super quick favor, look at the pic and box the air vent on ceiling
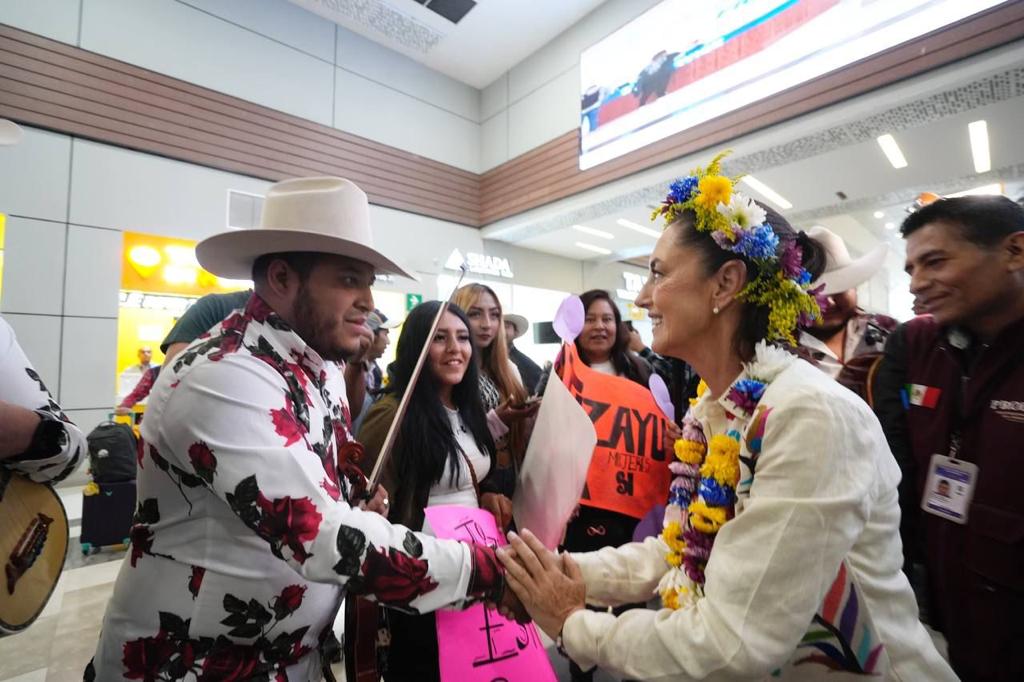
[227,190,264,230]
[414,0,476,24]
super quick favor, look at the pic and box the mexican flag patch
[906,383,941,408]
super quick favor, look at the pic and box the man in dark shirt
[503,314,542,394]
[161,290,251,364]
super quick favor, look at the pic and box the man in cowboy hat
[88,177,518,680]
[503,313,542,394]
[798,226,897,401]
[350,309,400,433]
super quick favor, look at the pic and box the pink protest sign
[424,505,557,682]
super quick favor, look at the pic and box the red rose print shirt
[87,295,503,681]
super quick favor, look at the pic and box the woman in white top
[358,300,512,682]
[498,156,956,681]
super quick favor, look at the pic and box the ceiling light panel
[572,224,614,239]
[576,241,612,255]
[876,134,908,169]
[616,218,662,238]
[968,120,991,173]
[738,175,793,210]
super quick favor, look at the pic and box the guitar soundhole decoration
[6,513,54,595]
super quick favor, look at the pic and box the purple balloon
[649,373,675,421]
[553,295,584,344]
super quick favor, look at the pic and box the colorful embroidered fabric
[651,151,822,345]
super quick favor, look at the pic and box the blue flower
[668,176,699,204]
[734,224,779,260]
[798,269,812,285]
[727,378,767,413]
[698,478,735,506]
[669,488,693,507]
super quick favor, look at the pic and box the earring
[712,306,720,315]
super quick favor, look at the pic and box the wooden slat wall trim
[479,2,1024,224]
[0,25,481,226]
[2,2,1022,229]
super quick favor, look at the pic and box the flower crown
[652,151,821,344]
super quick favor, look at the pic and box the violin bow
[366,261,470,491]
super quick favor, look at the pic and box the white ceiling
[487,43,1024,270]
[287,0,608,88]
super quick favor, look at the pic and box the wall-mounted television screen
[578,0,1006,170]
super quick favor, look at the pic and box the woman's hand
[497,529,586,640]
[664,419,682,451]
[480,492,513,531]
[496,399,540,426]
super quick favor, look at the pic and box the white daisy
[717,195,767,230]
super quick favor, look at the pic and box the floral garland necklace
[659,375,768,610]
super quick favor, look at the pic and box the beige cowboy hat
[196,177,414,280]
[0,119,24,146]
[504,314,529,340]
[806,225,888,296]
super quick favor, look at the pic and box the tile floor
[0,483,603,682]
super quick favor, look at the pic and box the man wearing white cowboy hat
[88,177,520,680]
[798,226,898,402]
[503,313,542,394]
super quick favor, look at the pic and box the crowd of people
[2,156,1022,681]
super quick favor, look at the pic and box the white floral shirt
[0,316,85,483]
[88,295,503,681]
[561,344,956,681]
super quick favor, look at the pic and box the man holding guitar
[1,314,86,635]
[86,177,524,681]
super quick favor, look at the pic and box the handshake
[491,529,587,641]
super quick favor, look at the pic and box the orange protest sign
[559,343,672,520]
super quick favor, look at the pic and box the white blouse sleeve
[0,317,86,483]
[561,385,878,680]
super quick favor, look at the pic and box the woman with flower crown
[496,154,956,680]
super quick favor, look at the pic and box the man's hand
[496,580,530,623]
[359,484,390,517]
[114,406,132,416]
[480,492,513,531]
[497,529,586,640]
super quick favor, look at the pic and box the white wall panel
[80,0,334,124]
[178,0,336,62]
[0,0,81,46]
[369,206,483,278]
[336,26,479,121]
[481,74,508,121]
[0,217,67,316]
[69,140,269,239]
[480,110,509,172]
[334,69,480,173]
[507,67,579,159]
[1,313,62,397]
[63,408,112,436]
[59,316,118,409]
[63,225,122,318]
[0,127,71,223]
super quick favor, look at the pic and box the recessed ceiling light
[616,218,662,238]
[968,120,991,173]
[738,175,793,210]
[876,134,908,169]
[873,210,885,219]
[572,224,614,239]
[576,241,612,255]
[884,222,896,230]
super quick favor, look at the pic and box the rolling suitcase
[80,479,137,554]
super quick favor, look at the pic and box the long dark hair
[673,202,827,360]
[575,289,646,382]
[384,301,495,490]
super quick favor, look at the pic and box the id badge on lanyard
[921,434,978,525]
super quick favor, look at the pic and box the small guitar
[0,470,69,636]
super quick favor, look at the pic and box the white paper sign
[513,367,596,549]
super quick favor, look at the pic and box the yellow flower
[665,551,683,568]
[662,588,680,610]
[701,435,741,485]
[689,500,728,534]
[695,175,732,212]
[674,438,705,465]
[688,379,709,407]
[661,521,686,552]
